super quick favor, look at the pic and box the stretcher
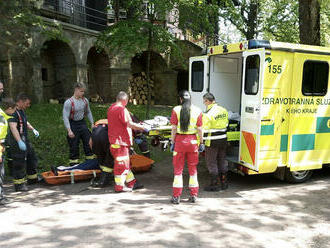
[42,170,101,185]
[42,154,154,185]
[144,116,240,150]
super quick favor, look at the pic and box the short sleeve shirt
[8,109,28,139]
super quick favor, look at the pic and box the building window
[42,68,48,81]
[244,55,260,95]
[302,60,329,96]
[191,61,204,92]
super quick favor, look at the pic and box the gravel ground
[1,155,330,248]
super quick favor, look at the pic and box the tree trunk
[7,49,13,97]
[299,0,320,45]
[145,26,152,119]
[246,1,259,40]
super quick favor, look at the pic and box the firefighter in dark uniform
[63,82,94,166]
[89,119,113,187]
[7,93,39,192]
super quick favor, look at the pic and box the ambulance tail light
[238,165,249,175]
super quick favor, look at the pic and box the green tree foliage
[320,0,330,46]
[262,0,299,43]
[218,0,262,40]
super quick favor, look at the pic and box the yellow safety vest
[174,105,201,134]
[203,103,228,146]
[0,108,11,143]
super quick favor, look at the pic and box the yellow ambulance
[189,40,330,182]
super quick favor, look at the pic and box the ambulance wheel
[285,169,313,183]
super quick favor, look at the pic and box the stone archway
[86,47,111,102]
[40,40,77,102]
[131,51,177,105]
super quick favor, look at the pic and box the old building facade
[0,0,203,105]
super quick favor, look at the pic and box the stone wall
[0,18,202,106]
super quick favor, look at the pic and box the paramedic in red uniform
[63,82,94,166]
[107,91,147,192]
[170,90,204,204]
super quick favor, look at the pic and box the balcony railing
[40,0,108,31]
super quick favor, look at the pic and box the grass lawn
[20,103,173,173]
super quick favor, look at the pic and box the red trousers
[172,134,199,197]
[110,145,136,192]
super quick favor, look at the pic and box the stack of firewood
[128,72,155,105]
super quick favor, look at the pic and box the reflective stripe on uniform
[141,150,150,154]
[111,144,120,149]
[13,178,27,184]
[100,166,113,173]
[204,134,227,140]
[189,174,199,188]
[173,174,183,188]
[116,155,129,161]
[126,171,135,183]
[86,154,96,160]
[115,169,129,186]
[69,159,79,164]
[27,174,38,180]
[203,128,227,133]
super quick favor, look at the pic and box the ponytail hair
[178,90,191,132]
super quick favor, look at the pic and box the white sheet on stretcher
[143,116,170,129]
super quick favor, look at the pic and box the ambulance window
[244,55,260,95]
[302,61,329,96]
[191,61,204,92]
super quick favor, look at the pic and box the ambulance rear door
[189,56,209,110]
[239,49,265,171]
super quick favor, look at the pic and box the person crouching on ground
[107,91,149,192]
[170,90,204,204]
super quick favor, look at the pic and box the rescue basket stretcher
[42,155,155,185]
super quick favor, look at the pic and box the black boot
[171,196,180,204]
[220,172,228,190]
[14,183,29,192]
[133,180,144,190]
[91,171,112,188]
[204,174,220,192]
[51,165,58,176]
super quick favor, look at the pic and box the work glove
[135,138,143,145]
[32,129,39,138]
[170,142,175,152]
[198,143,205,153]
[18,140,27,151]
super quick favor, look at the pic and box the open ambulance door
[189,56,209,111]
[239,49,265,171]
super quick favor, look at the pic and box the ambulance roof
[208,40,330,56]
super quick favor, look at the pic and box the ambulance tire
[285,169,313,183]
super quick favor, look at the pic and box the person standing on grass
[0,98,16,205]
[170,90,204,204]
[63,82,95,166]
[107,91,148,192]
[7,93,39,192]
